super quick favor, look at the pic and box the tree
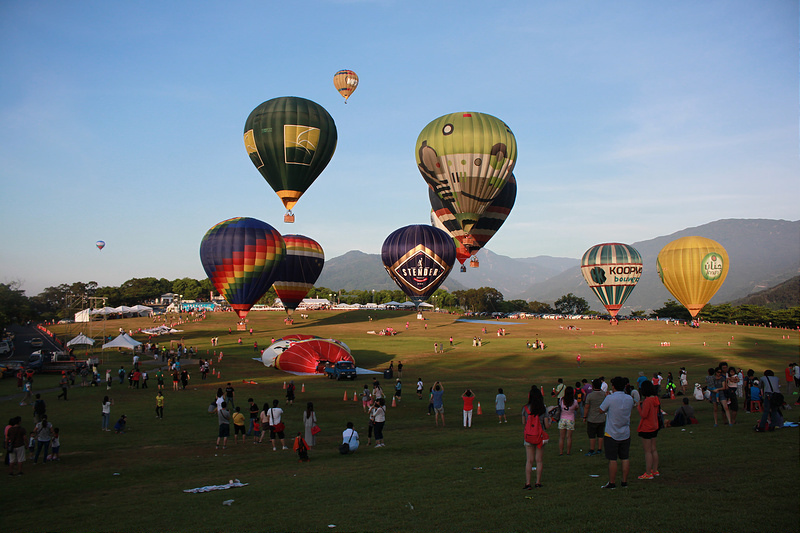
[554,293,590,315]
[0,282,33,332]
[527,301,554,314]
[652,300,692,320]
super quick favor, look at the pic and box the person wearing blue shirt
[598,377,635,489]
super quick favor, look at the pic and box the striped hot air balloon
[429,174,517,267]
[273,235,325,316]
[581,243,643,318]
[199,217,286,321]
[417,112,517,242]
[333,69,359,102]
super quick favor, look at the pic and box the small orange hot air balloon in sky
[333,70,359,103]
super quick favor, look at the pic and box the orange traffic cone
[217,370,221,378]
[540,386,544,396]
[343,391,348,401]
[391,396,397,407]
[670,388,675,400]
[353,392,358,402]
[301,384,305,393]
[283,381,287,389]
[477,402,482,415]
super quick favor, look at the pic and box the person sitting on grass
[114,415,127,434]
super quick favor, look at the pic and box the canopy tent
[102,333,142,350]
[75,305,154,322]
[66,333,95,347]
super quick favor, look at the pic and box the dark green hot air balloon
[244,97,338,222]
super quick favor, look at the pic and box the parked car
[30,338,43,348]
[0,340,14,355]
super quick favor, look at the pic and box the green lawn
[2,310,797,533]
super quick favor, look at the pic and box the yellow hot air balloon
[656,236,729,317]
[333,70,359,102]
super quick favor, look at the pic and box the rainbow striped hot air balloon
[199,217,286,321]
[581,243,643,318]
[657,236,729,318]
[273,235,325,316]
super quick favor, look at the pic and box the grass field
[2,310,798,533]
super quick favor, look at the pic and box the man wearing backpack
[598,377,634,489]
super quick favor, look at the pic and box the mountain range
[316,219,800,313]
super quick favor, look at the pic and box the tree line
[1,280,797,333]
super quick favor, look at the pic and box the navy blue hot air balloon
[200,217,286,321]
[381,225,456,306]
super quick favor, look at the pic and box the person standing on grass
[636,380,660,480]
[394,379,402,404]
[225,383,235,411]
[372,398,387,447]
[462,389,475,428]
[247,398,259,436]
[268,400,288,451]
[361,385,371,412]
[102,396,113,431]
[522,386,551,490]
[155,391,164,419]
[710,367,732,426]
[431,382,445,427]
[303,402,317,447]
[285,381,295,406]
[155,368,164,391]
[726,367,740,424]
[416,378,424,400]
[33,414,54,464]
[598,376,634,489]
[55,372,69,400]
[583,379,606,456]
[558,386,578,455]
[232,407,246,443]
[6,416,26,476]
[214,401,230,449]
[496,388,508,423]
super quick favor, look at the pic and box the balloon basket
[237,323,246,331]
[470,259,479,268]
[460,265,466,273]
[284,213,295,223]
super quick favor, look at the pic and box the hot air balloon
[381,225,456,306]
[333,70,359,102]
[580,243,643,318]
[96,241,105,250]
[657,236,729,318]
[416,112,517,245]
[429,212,470,273]
[272,338,354,374]
[244,97,337,222]
[199,217,286,323]
[430,174,517,268]
[272,235,325,316]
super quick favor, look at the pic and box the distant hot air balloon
[580,243,643,318]
[333,70,359,102]
[416,112,517,244]
[273,235,325,316]
[381,225,456,306]
[657,236,729,318]
[429,174,517,267]
[244,97,337,222]
[96,240,105,250]
[199,217,286,322]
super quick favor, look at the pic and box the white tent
[67,333,95,347]
[102,333,142,350]
[418,302,434,308]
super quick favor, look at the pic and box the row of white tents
[74,305,153,323]
[64,332,142,350]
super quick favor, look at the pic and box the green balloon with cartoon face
[416,112,517,237]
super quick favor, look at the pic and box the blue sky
[1,0,797,296]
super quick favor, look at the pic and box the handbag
[339,429,354,454]
[273,422,285,433]
[311,425,321,435]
